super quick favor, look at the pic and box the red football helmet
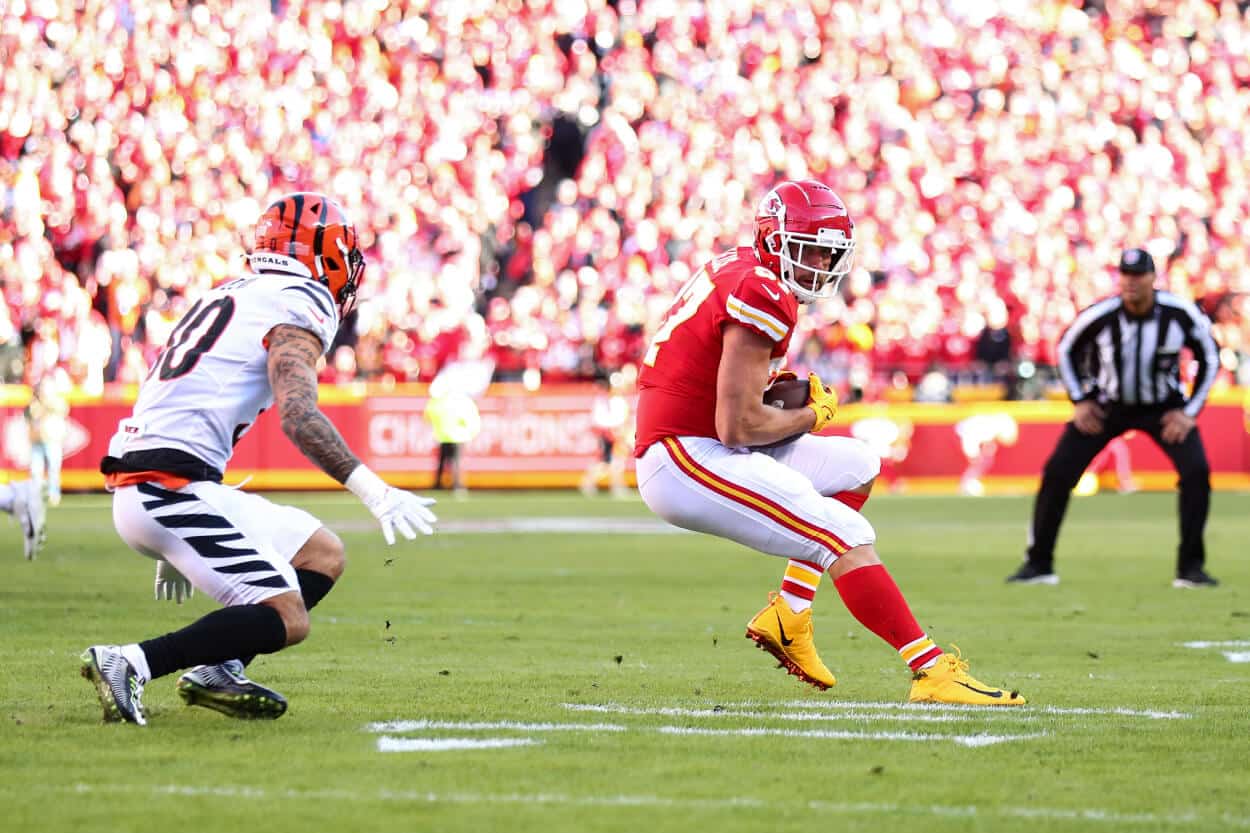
[249,192,366,318]
[753,180,855,303]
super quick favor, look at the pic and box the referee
[1007,248,1220,588]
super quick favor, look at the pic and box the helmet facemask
[766,226,855,304]
[328,237,366,319]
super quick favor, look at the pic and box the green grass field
[2,490,1248,833]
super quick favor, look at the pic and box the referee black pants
[434,441,463,490]
[1025,406,1211,575]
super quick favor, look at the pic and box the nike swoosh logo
[311,312,326,324]
[955,681,1003,698]
[774,612,793,646]
[762,285,781,301]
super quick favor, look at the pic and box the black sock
[141,604,287,680]
[296,568,335,609]
[236,570,336,669]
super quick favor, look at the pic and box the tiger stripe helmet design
[249,192,366,319]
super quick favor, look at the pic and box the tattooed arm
[265,323,437,543]
[266,324,360,483]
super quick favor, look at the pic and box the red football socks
[834,563,943,671]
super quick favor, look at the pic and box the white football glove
[367,488,438,545]
[346,465,438,545]
[154,559,193,604]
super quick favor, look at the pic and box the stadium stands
[2,0,1248,398]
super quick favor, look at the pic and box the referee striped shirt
[1057,291,1219,418]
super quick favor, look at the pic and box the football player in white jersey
[1,478,46,559]
[81,193,437,725]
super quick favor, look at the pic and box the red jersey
[634,247,799,455]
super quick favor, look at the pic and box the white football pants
[636,434,879,571]
[113,481,322,606]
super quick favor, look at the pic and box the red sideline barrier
[1,384,1246,494]
[826,394,1250,494]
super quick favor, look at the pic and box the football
[763,376,810,410]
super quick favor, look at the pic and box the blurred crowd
[3,0,1250,400]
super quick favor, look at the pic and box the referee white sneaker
[1173,568,1219,589]
[1005,561,1059,585]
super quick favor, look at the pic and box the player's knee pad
[833,443,880,506]
[835,510,876,551]
[862,440,883,470]
[837,437,881,486]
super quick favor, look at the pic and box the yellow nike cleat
[908,648,1026,706]
[745,592,835,690]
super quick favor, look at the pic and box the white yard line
[367,713,1041,747]
[1033,706,1191,719]
[371,692,1190,755]
[562,702,1011,723]
[66,783,1250,828]
[366,719,627,733]
[746,700,1191,719]
[1180,641,1250,648]
[656,725,1044,747]
[1179,640,1250,663]
[377,737,539,752]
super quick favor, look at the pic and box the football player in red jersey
[634,180,1025,705]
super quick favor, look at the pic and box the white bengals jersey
[106,273,339,478]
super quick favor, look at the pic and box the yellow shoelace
[940,644,971,675]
